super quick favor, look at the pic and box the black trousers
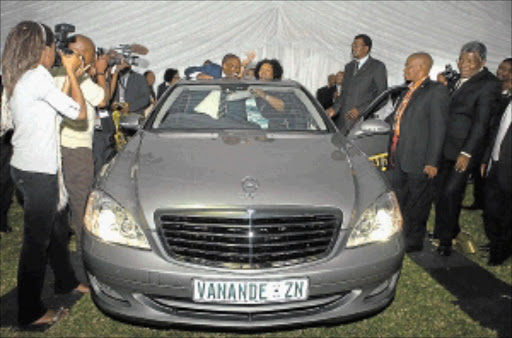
[391,163,435,247]
[11,167,79,326]
[471,164,484,207]
[483,163,512,258]
[434,159,472,246]
[0,131,15,229]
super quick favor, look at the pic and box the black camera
[96,47,106,57]
[53,23,76,67]
[441,64,460,87]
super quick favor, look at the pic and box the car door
[346,85,407,179]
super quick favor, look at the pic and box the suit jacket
[392,79,450,173]
[113,70,151,113]
[333,56,387,129]
[443,67,502,161]
[482,97,512,192]
[316,85,336,109]
[157,82,169,100]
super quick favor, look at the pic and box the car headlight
[346,191,402,248]
[84,190,150,249]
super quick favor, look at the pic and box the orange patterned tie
[390,77,428,166]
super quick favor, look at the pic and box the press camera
[53,23,76,67]
[97,44,148,67]
[441,64,460,87]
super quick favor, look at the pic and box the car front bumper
[83,229,404,329]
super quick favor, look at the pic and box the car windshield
[150,84,328,132]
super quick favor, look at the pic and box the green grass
[1,185,510,337]
[426,183,512,285]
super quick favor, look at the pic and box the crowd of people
[0,20,510,329]
[317,35,510,266]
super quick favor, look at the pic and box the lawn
[0,183,510,337]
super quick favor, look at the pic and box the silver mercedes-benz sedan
[83,79,404,329]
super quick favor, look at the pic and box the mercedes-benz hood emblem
[241,176,259,198]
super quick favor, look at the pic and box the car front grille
[156,208,342,269]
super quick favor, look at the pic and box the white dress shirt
[10,65,80,174]
[357,54,370,69]
[491,100,512,161]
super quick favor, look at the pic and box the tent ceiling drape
[1,1,511,93]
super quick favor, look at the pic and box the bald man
[390,52,450,253]
[53,34,108,281]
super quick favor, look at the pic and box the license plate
[193,279,309,304]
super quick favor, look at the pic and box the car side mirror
[120,113,141,131]
[360,119,391,135]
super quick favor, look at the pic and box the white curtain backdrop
[1,1,511,94]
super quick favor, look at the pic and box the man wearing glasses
[433,41,502,256]
[327,34,388,133]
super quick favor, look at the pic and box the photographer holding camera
[53,33,109,280]
[1,21,89,328]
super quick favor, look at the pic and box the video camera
[53,23,76,67]
[441,64,460,88]
[97,44,148,68]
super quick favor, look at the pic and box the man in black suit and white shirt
[328,34,388,133]
[480,57,512,265]
[481,96,511,265]
[390,53,449,252]
[434,41,502,256]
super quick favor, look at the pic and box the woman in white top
[1,21,89,328]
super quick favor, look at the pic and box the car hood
[105,131,356,228]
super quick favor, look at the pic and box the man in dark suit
[333,71,344,102]
[390,53,449,252]
[479,58,512,262]
[316,74,336,109]
[434,41,502,256]
[157,68,180,100]
[464,58,512,211]
[481,95,511,265]
[112,61,151,114]
[327,34,388,133]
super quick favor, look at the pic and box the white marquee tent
[1,1,511,93]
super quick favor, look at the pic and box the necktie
[353,61,359,76]
[389,78,428,166]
